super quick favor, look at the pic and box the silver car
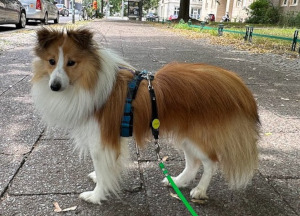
[20,0,59,24]
[0,0,26,28]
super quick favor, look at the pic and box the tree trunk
[177,0,190,22]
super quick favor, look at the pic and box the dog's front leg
[78,119,122,204]
[79,150,108,204]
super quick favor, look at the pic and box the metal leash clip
[154,139,161,161]
[147,72,153,90]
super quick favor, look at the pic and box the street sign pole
[72,0,75,24]
[121,0,124,19]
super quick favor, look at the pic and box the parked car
[168,14,178,20]
[145,13,158,21]
[20,0,59,24]
[56,3,69,16]
[204,14,215,23]
[0,0,26,28]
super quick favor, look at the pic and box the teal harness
[120,70,148,137]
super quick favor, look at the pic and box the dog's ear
[36,28,63,50]
[66,28,95,50]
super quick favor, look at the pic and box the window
[191,8,201,19]
[174,7,180,15]
[282,0,288,5]
[291,0,298,5]
[242,0,246,7]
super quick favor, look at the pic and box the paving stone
[0,192,150,216]
[268,179,300,214]
[141,162,297,216]
[0,154,23,196]
[9,139,141,196]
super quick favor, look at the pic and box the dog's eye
[49,59,56,65]
[67,60,76,67]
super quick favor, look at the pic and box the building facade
[158,0,202,20]
[158,0,253,22]
[278,0,300,14]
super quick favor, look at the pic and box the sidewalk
[0,20,299,216]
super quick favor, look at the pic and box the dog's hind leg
[188,141,217,200]
[162,140,201,188]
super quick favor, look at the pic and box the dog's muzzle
[50,79,62,91]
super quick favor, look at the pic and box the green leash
[146,71,198,216]
[159,162,198,216]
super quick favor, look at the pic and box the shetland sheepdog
[31,28,260,204]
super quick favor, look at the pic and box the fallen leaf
[62,206,77,212]
[53,202,62,212]
[53,202,77,212]
[191,199,208,204]
[162,156,169,162]
[265,132,272,136]
[170,192,181,201]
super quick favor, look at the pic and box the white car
[20,0,59,24]
[56,4,69,16]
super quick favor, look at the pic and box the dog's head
[34,28,100,91]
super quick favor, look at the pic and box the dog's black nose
[50,81,61,91]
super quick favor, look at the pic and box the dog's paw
[162,177,171,186]
[162,176,189,188]
[88,171,97,183]
[190,187,209,200]
[79,191,105,204]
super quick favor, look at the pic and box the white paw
[162,177,171,186]
[88,171,97,183]
[162,176,190,188]
[79,191,105,204]
[190,186,209,200]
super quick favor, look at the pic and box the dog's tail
[214,115,260,189]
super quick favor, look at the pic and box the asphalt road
[0,19,299,215]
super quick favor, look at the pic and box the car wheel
[42,13,48,25]
[16,12,26,28]
[54,13,59,24]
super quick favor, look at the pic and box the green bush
[295,13,300,28]
[278,11,300,27]
[246,0,280,24]
[265,7,280,24]
[246,0,269,23]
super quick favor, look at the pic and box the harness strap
[120,70,160,139]
[120,70,145,137]
[147,74,160,140]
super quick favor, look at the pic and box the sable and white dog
[31,28,260,204]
